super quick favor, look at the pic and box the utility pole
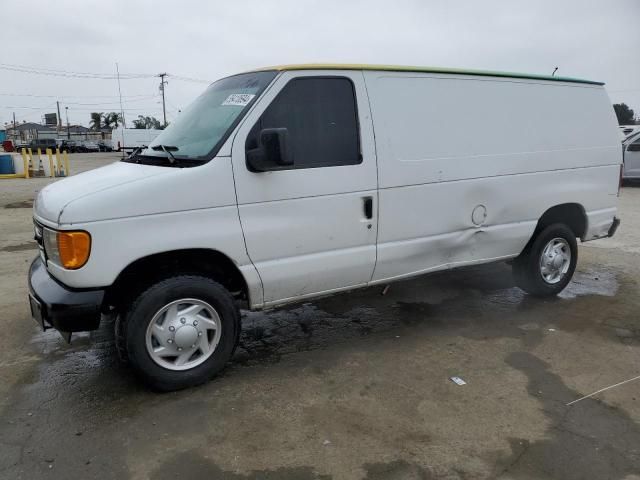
[158,73,168,127]
[65,107,70,140]
[12,112,16,142]
[56,101,62,135]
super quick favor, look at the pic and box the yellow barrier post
[55,148,61,176]
[22,150,29,179]
[34,149,44,177]
[22,147,33,177]
[63,151,70,177]
[46,148,55,177]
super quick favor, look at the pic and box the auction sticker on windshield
[222,93,255,107]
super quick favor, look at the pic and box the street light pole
[56,101,62,135]
[65,107,70,140]
[158,73,168,127]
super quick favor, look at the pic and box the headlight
[43,228,91,270]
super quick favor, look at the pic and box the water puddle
[4,200,33,209]
[559,269,618,299]
[1,241,37,252]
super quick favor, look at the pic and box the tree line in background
[89,112,123,130]
[132,115,165,129]
[613,103,638,125]
[89,112,166,130]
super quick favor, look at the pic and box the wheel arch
[535,203,588,240]
[104,248,250,311]
[517,203,588,258]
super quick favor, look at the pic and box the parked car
[619,125,640,139]
[28,138,58,152]
[13,140,29,151]
[57,140,78,153]
[28,64,621,391]
[622,131,640,182]
[97,141,112,152]
[83,142,100,152]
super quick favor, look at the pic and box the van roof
[255,64,604,86]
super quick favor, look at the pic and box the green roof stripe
[256,64,603,86]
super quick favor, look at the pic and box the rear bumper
[28,257,105,333]
[608,217,621,238]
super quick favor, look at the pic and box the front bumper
[28,257,105,334]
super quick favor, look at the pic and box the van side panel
[364,71,620,282]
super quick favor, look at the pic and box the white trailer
[111,127,162,152]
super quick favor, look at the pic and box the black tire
[513,223,577,297]
[122,275,240,391]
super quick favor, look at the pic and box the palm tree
[103,112,123,129]
[89,112,104,131]
[102,113,112,130]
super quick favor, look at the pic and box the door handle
[363,196,373,219]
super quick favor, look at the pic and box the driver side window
[245,77,361,170]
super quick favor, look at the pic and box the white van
[29,65,622,390]
[111,127,163,153]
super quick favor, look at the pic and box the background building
[5,122,110,143]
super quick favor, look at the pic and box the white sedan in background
[623,131,640,181]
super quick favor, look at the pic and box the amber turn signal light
[57,231,91,269]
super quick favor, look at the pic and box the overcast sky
[1,0,639,128]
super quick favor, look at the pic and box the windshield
[138,70,277,162]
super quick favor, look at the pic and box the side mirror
[246,128,293,171]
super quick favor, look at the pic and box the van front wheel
[513,223,577,297]
[122,275,240,391]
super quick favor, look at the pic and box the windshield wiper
[151,144,179,164]
[122,144,204,168]
[121,145,149,163]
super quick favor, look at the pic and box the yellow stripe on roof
[252,63,603,86]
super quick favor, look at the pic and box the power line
[167,74,211,84]
[1,102,59,110]
[0,62,212,83]
[63,96,158,106]
[0,62,153,80]
[1,97,159,109]
[0,92,157,99]
[2,105,161,113]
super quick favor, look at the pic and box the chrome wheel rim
[539,238,571,285]
[145,298,221,371]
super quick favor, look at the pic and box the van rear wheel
[122,275,240,391]
[513,223,577,297]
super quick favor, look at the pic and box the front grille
[33,219,46,261]
[33,221,43,244]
